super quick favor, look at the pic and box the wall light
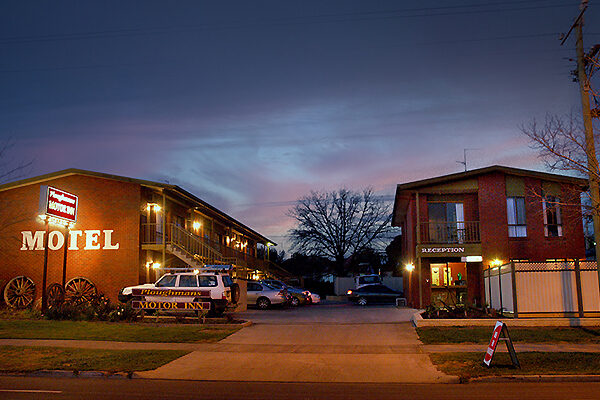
[192,221,201,230]
[405,263,415,272]
[152,262,161,269]
[490,259,503,267]
[146,203,162,212]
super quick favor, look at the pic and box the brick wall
[0,174,141,303]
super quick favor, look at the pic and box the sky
[1,1,599,252]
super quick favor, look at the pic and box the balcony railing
[420,221,480,244]
[141,223,270,270]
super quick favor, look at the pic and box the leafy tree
[288,188,397,276]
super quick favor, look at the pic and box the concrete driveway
[138,303,456,383]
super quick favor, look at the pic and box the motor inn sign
[18,186,120,251]
[41,186,78,223]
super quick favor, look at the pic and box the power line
[0,1,574,45]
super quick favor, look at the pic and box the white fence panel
[487,272,501,310]
[382,277,404,293]
[516,270,578,313]
[500,269,514,313]
[580,269,600,311]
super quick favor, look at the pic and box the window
[247,282,262,291]
[155,275,177,287]
[507,197,527,237]
[427,202,465,243]
[178,275,198,287]
[543,196,563,237]
[198,276,218,287]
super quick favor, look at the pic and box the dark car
[347,284,404,306]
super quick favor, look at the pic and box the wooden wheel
[64,277,97,304]
[3,276,36,309]
[46,283,65,308]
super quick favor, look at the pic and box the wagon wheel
[64,277,97,304]
[3,276,36,309]
[46,283,65,308]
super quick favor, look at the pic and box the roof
[392,165,588,226]
[0,168,275,245]
[396,165,587,192]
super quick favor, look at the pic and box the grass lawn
[430,352,600,379]
[0,320,240,343]
[417,326,600,344]
[0,346,188,372]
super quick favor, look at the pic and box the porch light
[490,259,503,267]
[405,263,415,272]
[193,269,199,274]
[152,262,161,269]
[192,221,201,230]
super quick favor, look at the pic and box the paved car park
[138,302,456,383]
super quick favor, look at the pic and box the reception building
[392,166,587,309]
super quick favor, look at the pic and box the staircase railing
[169,224,224,265]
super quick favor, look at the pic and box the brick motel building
[0,169,284,308]
[392,165,588,309]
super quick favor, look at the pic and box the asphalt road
[1,377,600,400]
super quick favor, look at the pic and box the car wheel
[291,297,300,307]
[257,297,270,310]
[357,297,368,306]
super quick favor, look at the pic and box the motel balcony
[140,223,286,278]
[419,221,480,244]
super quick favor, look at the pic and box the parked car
[354,274,382,289]
[347,284,404,306]
[246,281,288,309]
[119,270,239,316]
[309,292,321,304]
[261,279,311,306]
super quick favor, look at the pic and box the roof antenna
[457,148,479,172]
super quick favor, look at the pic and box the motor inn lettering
[20,229,120,251]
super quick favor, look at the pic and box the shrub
[45,293,138,322]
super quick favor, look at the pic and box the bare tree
[0,138,33,256]
[288,188,396,276]
[521,113,599,216]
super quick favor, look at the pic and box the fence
[484,261,600,317]
[334,276,403,296]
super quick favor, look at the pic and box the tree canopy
[288,188,396,276]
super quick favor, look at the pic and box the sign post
[483,321,520,368]
[39,186,78,312]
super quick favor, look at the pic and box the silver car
[246,281,287,309]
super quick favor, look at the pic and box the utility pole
[562,0,600,294]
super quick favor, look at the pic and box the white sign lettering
[421,247,465,254]
[20,231,45,251]
[84,230,101,250]
[20,230,120,251]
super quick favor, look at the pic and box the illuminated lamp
[405,263,415,272]
[152,262,161,269]
[490,259,503,267]
[192,221,201,230]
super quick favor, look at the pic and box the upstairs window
[543,196,563,237]
[506,197,527,237]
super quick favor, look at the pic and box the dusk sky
[2,1,599,251]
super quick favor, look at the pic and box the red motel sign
[41,186,78,223]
